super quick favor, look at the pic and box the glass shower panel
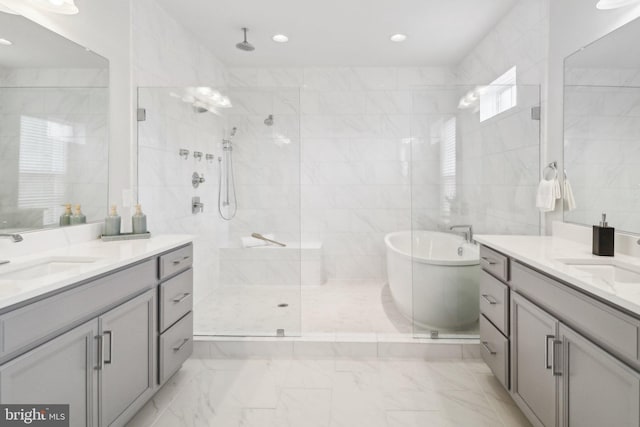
[137,86,301,337]
[410,84,541,339]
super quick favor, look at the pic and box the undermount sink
[0,257,101,281]
[557,259,640,284]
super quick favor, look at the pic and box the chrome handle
[96,334,104,370]
[104,331,113,365]
[172,292,191,303]
[480,257,497,266]
[481,341,496,355]
[173,338,190,352]
[481,294,498,305]
[545,335,554,370]
[172,255,191,265]
[551,338,562,376]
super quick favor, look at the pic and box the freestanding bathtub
[384,230,480,330]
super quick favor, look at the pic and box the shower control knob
[192,172,205,188]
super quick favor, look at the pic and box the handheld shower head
[264,114,274,126]
[236,28,255,52]
[230,127,238,137]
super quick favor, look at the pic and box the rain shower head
[193,105,208,114]
[264,114,274,126]
[236,28,255,52]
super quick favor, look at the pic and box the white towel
[536,180,556,212]
[564,178,577,211]
[240,233,275,248]
[553,177,562,201]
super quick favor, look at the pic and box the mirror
[563,17,640,234]
[0,12,109,233]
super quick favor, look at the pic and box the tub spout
[449,225,473,243]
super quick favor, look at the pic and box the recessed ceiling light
[0,38,12,46]
[390,33,407,42]
[596,0,640,9]
[272,34,289,43]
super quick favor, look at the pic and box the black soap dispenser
[592,213,614,256]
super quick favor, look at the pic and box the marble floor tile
[126,357,530,427]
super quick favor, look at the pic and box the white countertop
[0,234,193,311]
[475,235,640,316]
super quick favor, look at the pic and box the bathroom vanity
[476,235,640,427]
[0,235,193,427]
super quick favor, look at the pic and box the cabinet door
[559,323,640,427]
[512,293,559,427]
[0,320,99,427]
[99,290,156,427]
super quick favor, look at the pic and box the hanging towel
[564,178,577,211]
[241,233,276,248]
[553,176,562,201]
[536,179,556,212]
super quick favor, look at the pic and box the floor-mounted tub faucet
[0,233,23,265]
[449,225,473,243]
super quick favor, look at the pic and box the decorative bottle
[104,205,121,236]
[132,204,148,234]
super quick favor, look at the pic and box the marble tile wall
[227,67,459,281]
[227,64,543,281]
[454,0,549,235]
[0,69,109,231]
[132,0,228,305]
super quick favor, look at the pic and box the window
[18,116,71,226]
[480,66,517,122]
[440,117,457,221]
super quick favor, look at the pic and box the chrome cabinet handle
[481,341,496,355]
[104,331,113,365]
[545,335,554,370]
[172,255,191,265]
[173,338,190,352]
[172,292,191,303]
[481,294,498,305]
[96,334,104,370]
[480,256,497,266]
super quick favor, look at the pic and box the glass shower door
[410,84,541,339]
[137,86,301,337]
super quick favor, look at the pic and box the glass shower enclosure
[409,84,541,339]
[137,86,301,337]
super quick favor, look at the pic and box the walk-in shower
[218,127,237,220]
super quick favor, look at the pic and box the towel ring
[543,161,558,181]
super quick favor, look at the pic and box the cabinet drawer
[479,245,509,282]
[0,259,156,362]
[159,245,193,280]
[511,261,640,367]
[159,311,193,384]
[480,314,509,390]
[480,271,509,335]
[159,269,193,333]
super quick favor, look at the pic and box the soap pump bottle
[592,213,614,256]
[104,205,121,236]
[59,204,72,226]
[132,204,147,234]
[70,204,87,225]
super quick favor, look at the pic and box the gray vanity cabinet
[511,293,559,427]
[0,320,99,427]
[558,324,640,427]
[99,290,155,427]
